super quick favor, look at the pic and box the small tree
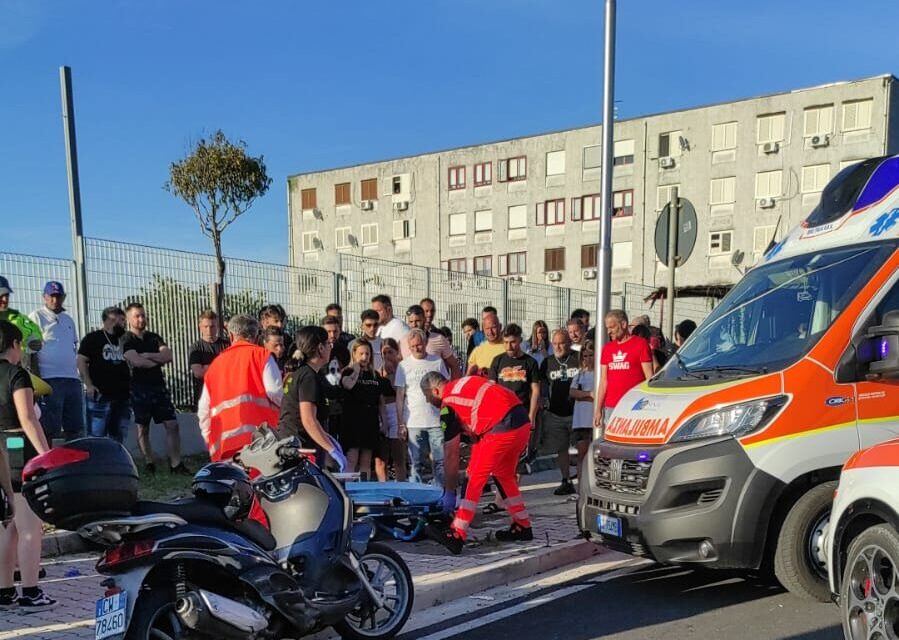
[165,130,272,324]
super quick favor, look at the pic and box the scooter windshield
[658,240,897,384]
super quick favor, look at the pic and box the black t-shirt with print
[488,353,541,407]
[78,330,131,400]
[540,352,581,417]
[0,361,32,431]
[279,363,329,448]
[188,338,230,405]
[121,331,168,386]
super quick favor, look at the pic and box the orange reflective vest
[203,341,279,461]
[442,376,523,436]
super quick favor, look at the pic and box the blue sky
[2,0,897,264]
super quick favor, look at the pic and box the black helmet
[191,463,254,521]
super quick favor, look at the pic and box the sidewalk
[7,470,598,639]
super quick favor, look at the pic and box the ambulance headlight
[669,395,789,443]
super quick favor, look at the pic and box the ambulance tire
[773,481,837,602]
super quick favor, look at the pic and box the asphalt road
[399,562,843,640]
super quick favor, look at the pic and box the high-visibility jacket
[442,376,523,436]
[202,342,280,461]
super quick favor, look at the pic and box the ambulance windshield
[660,241,896,383]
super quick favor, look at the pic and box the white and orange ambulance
[578,155,899,602]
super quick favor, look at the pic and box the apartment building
[288,75,899,294]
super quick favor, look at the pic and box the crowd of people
[0,273,700,607]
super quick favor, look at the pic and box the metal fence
[3,238,710,409]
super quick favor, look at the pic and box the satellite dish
[731,250,745,267]
[678,135,690,152]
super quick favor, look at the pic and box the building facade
[288,75,899,294]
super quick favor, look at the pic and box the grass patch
[137,455,210,501]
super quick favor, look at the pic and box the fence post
[502,279,510,325]
[425,265,432,300]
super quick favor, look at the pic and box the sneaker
[18,589,56,612]
[495,523,534,542]
[170,462,192,476]
[425,523,464,555]
[144,462,156,476]
[553,480,576,496]
[0,591,17,610]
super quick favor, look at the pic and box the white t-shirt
[571,369,595,430]
[378,317,410,343]
[394,355,448,428]
[29,307,79,379]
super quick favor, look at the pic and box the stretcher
[340,480,448,541]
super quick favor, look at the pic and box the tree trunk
[213,234,226,337]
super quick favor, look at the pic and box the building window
[474,161,492,186]
[335,227,352,250]
[711,122,738,151]
[801,164,830,193]
[448,213,467,236]
[755,170,783,199]
[546,150,566,176]
[709,231,733,255]
[571,194,600,222]
[536,199,565,226]
[753,226,776,254]
[392,219,416,240]
[475,209,493,232]
[447,258,467,273]
[301,188,317,210]
[709,177,736,205]
[657,184,680,211]
[658,130,683,158]
[613,140,635,166]
[335,182,351,206]
[448,165,466,190]
[498,252,527,276]
[544,247,565,272]
[361,178,378,201]
[360,223,379,246]
[392,176,403,195]
[302,231,319,253]
[474,255,492,276]
[581,244,598,269]
[757,113,786,144]
[613,241,633,269]
[842,99,873,132]
[803,105,834,137]
[613,189,634,218]
[508,205,528,230]
[498,156,527,182]
[583,145,602,170]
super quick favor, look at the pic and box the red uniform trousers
[451,424,531,539]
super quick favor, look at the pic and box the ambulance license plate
[597,514,622,538]
[95,592,127,640]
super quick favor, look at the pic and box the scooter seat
[133,499,277,551]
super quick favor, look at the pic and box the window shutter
[659,134,670,157]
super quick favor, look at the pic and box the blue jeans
[87,395,131,443]
[407,426,444,486]
[39,378,85,441]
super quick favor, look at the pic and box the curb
[42,531,90,558]
[412,538,601,612]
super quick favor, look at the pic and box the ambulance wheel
[773,481,836,602]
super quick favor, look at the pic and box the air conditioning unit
[546,271,563,282]
[810,134,830,148]
[659,156,676,169]
[762,141,780,154]
[758,197,776,209]
[360,200,374,211]
[582,268,597,280]
[508,275,524,282]
[393,201,409,212]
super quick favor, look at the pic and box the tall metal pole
[60,66,89,336]
[665,188,679,341]
[595,0,616,358]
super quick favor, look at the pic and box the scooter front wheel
[335,542,414,640]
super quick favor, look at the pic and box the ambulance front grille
[593,455,652,496]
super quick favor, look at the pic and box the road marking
[0,619,92,639]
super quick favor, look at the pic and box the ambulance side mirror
[863,310,899,380]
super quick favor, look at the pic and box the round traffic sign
[654,197,698,266]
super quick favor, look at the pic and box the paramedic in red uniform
[197,314,283,462]
[420,372,532,554]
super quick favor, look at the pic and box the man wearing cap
[29,282,84,441]
[0,277,43,367]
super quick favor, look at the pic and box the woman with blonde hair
[340,339,388,480]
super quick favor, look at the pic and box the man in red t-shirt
[593,310,654,430]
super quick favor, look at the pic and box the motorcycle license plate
[95,592,127,640]
[597,514,622,538]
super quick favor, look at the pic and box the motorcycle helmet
[191,463,254,521]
